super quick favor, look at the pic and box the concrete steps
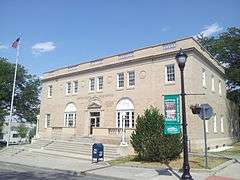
[28,139,121,160]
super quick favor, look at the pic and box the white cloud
[161,26,170,32]
[0,42,8,49]
[32,41,56,54]
[197,23,223,38]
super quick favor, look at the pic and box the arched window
[64,103,76,128]
[116,98,134,128]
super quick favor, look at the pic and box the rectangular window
[117,73,124,88]
[202,69,206,88]
[89,78,95,91]
[66,82,71,95]
[48,85,53,97]
[125,112,130,128]
[213,115,217,133]
[218,80,222,95]
[45,114,51,128]
[220,116,224,133]
[128,71,135,87]
[73,81,78,93]
[211,75,215,92]
[165,65,175,83]
[97,76,103,91]
[64,113,76,127]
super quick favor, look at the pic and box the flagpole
[7,40,20,147]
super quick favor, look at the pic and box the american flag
[12,37,20,48]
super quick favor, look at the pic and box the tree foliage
[130,107,182,162]
[0,57,41,123]
[197,27,240,104]
[16,123,28,139]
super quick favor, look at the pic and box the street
[0,161,117,180]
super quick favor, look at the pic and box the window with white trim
[165,64,175,83]
[117,73,124,88]
[64,103,77,128]
[66,82,71,95]
[73,81,78,94]
[47,85,53,98]
[211,75,215,92]
[220,116,224,133]
[128,71,135,87]
[218,80,222,95]
[45,114,51,128]
[213,114,217,133]
[97,76,103,91]
[202,69,206,88]
[89,78,95,91]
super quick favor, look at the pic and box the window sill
[88,91,95,94]
[126,86,135,90]
[164,82,175,86]
[47,97,52,99]
[116,87,124,91]
[96,90,103,93]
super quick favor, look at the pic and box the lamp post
[175,48,192,180]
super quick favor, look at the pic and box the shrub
[130,106,182,162]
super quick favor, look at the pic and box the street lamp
[175,48,193,180]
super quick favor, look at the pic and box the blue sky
[0,0,239,76]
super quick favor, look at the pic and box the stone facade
[39,37,239,151]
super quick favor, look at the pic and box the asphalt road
[0,161,117,180]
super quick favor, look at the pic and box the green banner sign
[164,94,181,135]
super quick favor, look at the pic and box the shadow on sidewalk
[155,164,181,179]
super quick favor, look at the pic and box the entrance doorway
[90,112,100,135]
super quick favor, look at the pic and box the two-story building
[38,37,239,151]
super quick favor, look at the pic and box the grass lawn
[210,142,240,157]
[108,154,228,170]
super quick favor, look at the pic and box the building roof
[42,37,225,81]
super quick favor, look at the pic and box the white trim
[47,85,52,98]
[218,80,222,96]
[127,71,135,88]
[213,114,217,133]
[66,82,72,95]
[220,116,224,133]
[211,75,215,92]
[73,80,79,94]
[97,76,103,91]
[202,68,206,88]
[89,77,95,92]
[165,64,175,84]
[117,72,124,89]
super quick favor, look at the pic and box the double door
[90,112,100,135]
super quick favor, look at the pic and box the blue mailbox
[92,143,104,163]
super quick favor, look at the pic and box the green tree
[16,123,28,143]
[0,57,41,123]
[130,107,182,162]
[197,27,240,104]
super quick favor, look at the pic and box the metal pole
[7,41,20,147]
[180,68,192,180]
[202,106,208,168]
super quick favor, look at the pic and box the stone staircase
[28,138,121,160]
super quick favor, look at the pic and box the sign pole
[202,106,208,168]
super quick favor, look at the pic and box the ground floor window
[64,113,76,127]
[116,111,134,128]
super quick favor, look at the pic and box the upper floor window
[128,71,135,87]
[202,69,206,88]
[117,73,124,88]
[165,64,175,83]
[89,78,95,91]
[47,85,53,98]
[220,115,224,133]
[211,75,215,92]
[73,81,78,94]
[218,80,222,95]
[213,114,217,133]
[97,76,103,91]
[45,114,51,128]
[66,82,72,95]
